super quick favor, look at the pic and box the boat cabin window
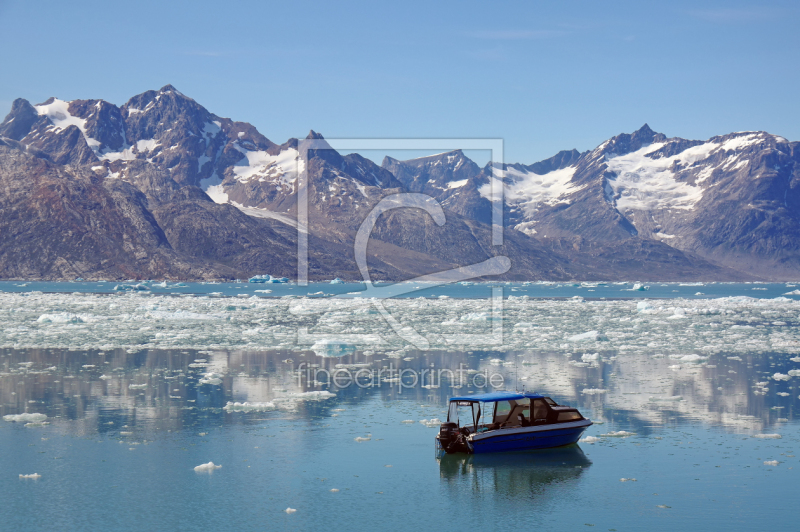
[447,401,480,429]
[532,399,548,423]
[494,400,512,423]
[557,410,582,422]
[492,399,531,427]
[544,397,558,406]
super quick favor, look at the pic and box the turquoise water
[1,279,799,300]
[2,346,798,531]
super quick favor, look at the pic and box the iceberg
[194,462,222,473]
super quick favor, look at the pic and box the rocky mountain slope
[0,85,793,281]
[385,125,800,279]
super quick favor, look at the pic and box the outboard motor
[438,422,459,450]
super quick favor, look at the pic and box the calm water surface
[2,344,798,531]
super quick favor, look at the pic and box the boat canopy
[449,391,544,403]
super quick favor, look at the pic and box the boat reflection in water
[438,445,591,498]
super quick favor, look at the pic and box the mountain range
[0,84,797,281]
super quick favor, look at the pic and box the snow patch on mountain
[230,201,305,232]
[480,165,584,217]
[232,144,304,188]
[205,183,228,204]
[34,98,100,149]
[605,142,712,212]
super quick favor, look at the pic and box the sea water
[1,282,799,531]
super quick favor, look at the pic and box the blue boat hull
[469,422,590,454]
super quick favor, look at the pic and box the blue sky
[0,0,797,165]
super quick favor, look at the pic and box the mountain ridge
[0,85,794,281]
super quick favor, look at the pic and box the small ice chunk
[194,461,222,473]
[580,436,600,444]
[419,418,442,428]
[330,488,339,492]
[354,436,371,442]
[619,478,637,482]
[581,388,607,395]
[199,372,223,385]
[764,460,779,466]
[401,420,415,424]
[4,413,47,423]
[285,508,297,514]
[568,330,600,342]
[600,431,636,437]
[772,373,791,381]
[223,401,275,412]
[19,473,41,479]
[753,434,782,439]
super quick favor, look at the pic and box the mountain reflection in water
[1,346,797,437]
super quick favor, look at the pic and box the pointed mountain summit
[1,85,798,280]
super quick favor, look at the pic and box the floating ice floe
[401,420,415,424]
[194,462,222,473]
[600,431,636,437]
[4,413,47,423]
[753,434,782,439]
[3,290,800,359]
[581,388,607,395]
[772,373,792,381]
[620,478,637,482]
[285,508,297,514]
[311,339,357,358]
[223,401,275,412]
[764,460,780,466]
[354,436,371,442]
[225,391,335,413]
[568,330,602,342]
[330,488,339,492]
[37,313,87,324]
[19,473,41,479]
[198,372,223,385]
[419,418,442,428]
[580,436,600,444]
[113,283,149,291]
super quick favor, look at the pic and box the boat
[436,391,592,454]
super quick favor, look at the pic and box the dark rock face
[0,86,796,281]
